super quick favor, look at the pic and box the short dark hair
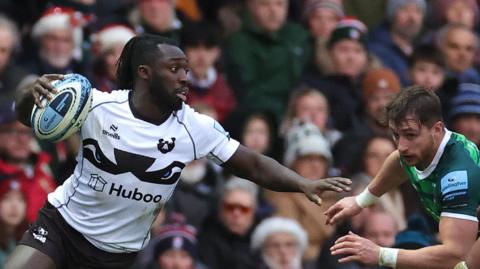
[116,34,178,89]
[386,86,443,128]
[408,44,445,69]
[181,22,219,49]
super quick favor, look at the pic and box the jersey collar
[414,129,452,180]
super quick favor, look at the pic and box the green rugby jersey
[402,130,480,222]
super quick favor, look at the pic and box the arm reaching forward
[324,150,408,224]
[222,144,351,205]
[331,216,477,269]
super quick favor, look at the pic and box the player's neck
[416,128,446,170]
[130,90,172,124]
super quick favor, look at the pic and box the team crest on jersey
[157,138,176,153]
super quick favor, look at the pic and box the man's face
[363,213,397,247]
[292,154,328,180]
[409,61,445,91]
[185,45,219,79]
[445,0,476,29]
[0,28,14,73]
[451,114,480,146]
[157,249,194,269]
[39,29,74,69]
[0,121,33,164]
[148,44,189,111]
[364,137,396,178]
[441,28,476,73]
[248,0,288,33]
[391,3,424,40]
[220,189,256,236]
[308,8,339,39]
[263,232,300,269]
[139,0,174,32]
[295,93,329,132]
[330,39,367,78]
[389,115,439,169]
[365,90,398,124]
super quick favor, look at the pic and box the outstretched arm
[324,150,408,224]
[15,74,63,127]
[331,217,477,269]
[222,145,351,204]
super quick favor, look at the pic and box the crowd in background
[1,0,480,268]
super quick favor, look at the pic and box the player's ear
[138,65,151,80]
[432,120,444,135]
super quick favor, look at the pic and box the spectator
[351,135,407,230]
[0,15,31,105]
[304,0,344,40]
[303,18,372,132]
[360,68,402,137]
[0,101,56,222]
[436,23,480,84]
[429,0,479,29]
[153,222,203,269]
[251,217,308,269]
[393,214,437,249]
[448,83,480,147]
[225,0,312,121]
[303,0,344,75]
[333,68,401,175]
[363,211,398,247]
[368,0,426,86]
[182,22,237,123]
[407,44,446,91]
[0,177,28,267]
[241,112,277,157]
[198,177,258,269]
[23,7,90,183]
[168,156,223,229]
[132,216,206,269]
[266,122,336,266]
[281,87,342,147]
[130,0,185,43]
[91,24,136,93]
[26,6,88,75]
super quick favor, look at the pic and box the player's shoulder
[91,89,130,109]
[446,132,480,166]
[174,103,215,125]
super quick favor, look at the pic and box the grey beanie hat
[387,0,426,21]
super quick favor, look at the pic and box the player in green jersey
[324,86,480,269]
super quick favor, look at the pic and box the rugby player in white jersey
[6,34,351,269]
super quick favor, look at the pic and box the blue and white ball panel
[31,73,93,142]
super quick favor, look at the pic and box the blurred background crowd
[1,0,480,268]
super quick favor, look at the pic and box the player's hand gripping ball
[31,73,93,142]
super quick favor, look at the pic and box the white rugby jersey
[48,89,239,253]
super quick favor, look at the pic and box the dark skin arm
[222,145,351,204]
[15,74,63,127]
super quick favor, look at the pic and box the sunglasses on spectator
[222,202,253,214]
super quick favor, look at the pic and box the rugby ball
[31,73,93,142]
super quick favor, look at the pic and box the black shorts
[19,202,137,269]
